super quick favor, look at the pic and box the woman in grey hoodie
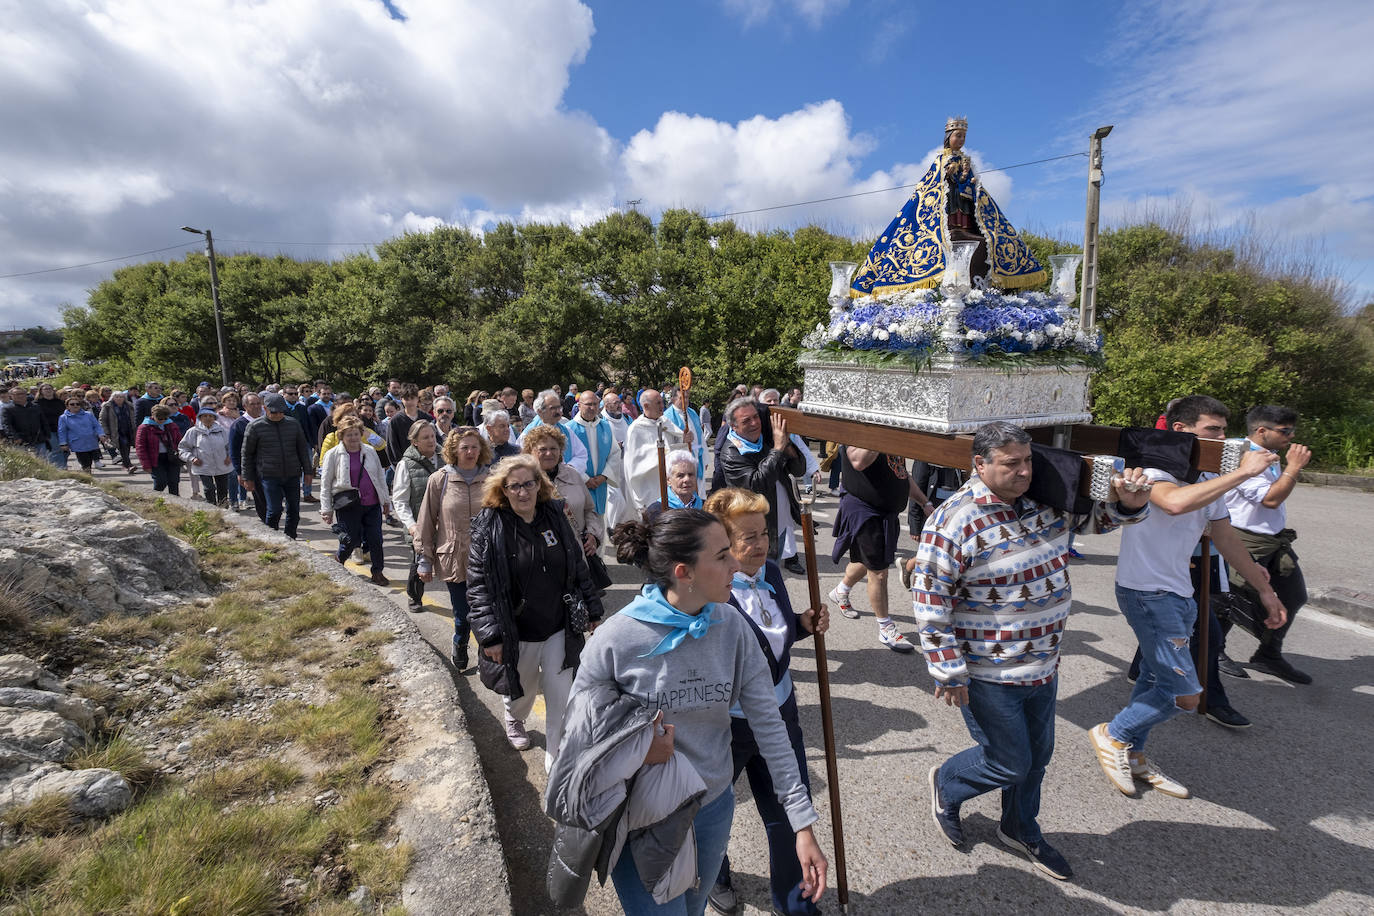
[558,510,828,915]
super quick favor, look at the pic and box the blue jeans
[717,692,816,915]
[1109,585,1202,751]
[612,787,736,916]
[446,581,470,655]
[47,431,67,468]
[938,677,1058,843]
[260,475,302,539]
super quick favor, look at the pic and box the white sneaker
[1131,756,1190,798]
[1090,723,1135,795]
[94,459,105,468]
[877,620,915,654]
[829,586,858,619]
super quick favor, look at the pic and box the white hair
[483,408,511,427]
[536,388,560,410]
[665,449,697,473]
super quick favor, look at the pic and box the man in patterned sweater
[912,421,1151,881]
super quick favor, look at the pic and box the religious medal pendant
[756,588,773,626]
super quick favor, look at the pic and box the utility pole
[180,226,232,387]
[1080,125,1113,332]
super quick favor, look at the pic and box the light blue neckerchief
[619,584,716,657]
[667,490,702,510]
[732,570,775,595]
[1247,438,1281,482]
[727,430,764,455]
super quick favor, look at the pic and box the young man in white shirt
[1092,395,1288,801]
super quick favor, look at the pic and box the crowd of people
[1,372,1318,914]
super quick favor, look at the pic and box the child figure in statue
[849,117,1046,297]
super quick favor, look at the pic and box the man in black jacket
[718,398,804,560]
[281,384,318,502]
[2,387,49,453]
[241,393,313,539]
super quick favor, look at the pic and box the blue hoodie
[58,408,103,452]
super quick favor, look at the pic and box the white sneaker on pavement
[877,620,915,654]
[829,586,859,619]
[1131,755,1190,798]
[1090,723,1135,795]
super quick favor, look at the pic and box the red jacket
[135,419,183,471]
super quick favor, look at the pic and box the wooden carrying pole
[797,483,848,911]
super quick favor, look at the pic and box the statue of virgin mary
[849,117,1047,296]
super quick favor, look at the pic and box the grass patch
[347,841,414,896]
[0,836,74,897]
[192,718,266,761]
[70,681,120,709]
[324,655,393,691]
[1,794,75,837]
[260,669,290,688]
[271,693,386,765]
[54,793,329,915]
[0,445,83,483]
[324,784,398,842]
[165,635,218,678]
[90,613,162,644]
[354,629,396,649]
[192,759,302,805]
[183,679,237,712]
[66,734,158,790]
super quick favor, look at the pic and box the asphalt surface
[84,457,1374,915]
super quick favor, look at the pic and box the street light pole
[181,226,232,388]
[1080,125,1113,332]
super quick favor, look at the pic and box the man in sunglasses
[1222,405,1314,684]
[431,396,458,442]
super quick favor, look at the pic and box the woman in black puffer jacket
[468,454,604,773]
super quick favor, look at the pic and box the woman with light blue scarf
[562,509,828,915]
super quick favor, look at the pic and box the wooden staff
[796,480,848,911]
[1195,534,1211,715]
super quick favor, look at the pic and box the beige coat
[551,462,600,543]
[416,465,489,583]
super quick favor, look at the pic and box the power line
[705,151,1088,220]
[1,150,1088,280]
[0,242,202,280]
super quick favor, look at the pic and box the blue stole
[665,405,705,479]
[523,416,575,464]
[667,490,702,510]
[569,417,614,514]
[619,584,716,657]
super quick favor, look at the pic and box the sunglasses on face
[436,408,454,414]
[1272,426,1296,436]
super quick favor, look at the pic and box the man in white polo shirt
[1222,404,1313,684]
[1091,395,1288,801]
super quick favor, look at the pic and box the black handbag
[563,592,589,634]
[332,452,363,511]
[584,552,613,592]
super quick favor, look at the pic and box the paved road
[87,459,1374,915]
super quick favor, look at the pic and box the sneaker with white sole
[829,586,859,619]
[1090,723,1135,795]
[505,716,531,751]
[877,620,915,654]
[1131,755,1190,798]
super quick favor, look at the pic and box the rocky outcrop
[0,478,206,621]
[0,654,129,822]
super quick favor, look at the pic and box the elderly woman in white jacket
[320,416,392,586]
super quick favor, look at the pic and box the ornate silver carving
[799,356,1093,433]
[1220,438,1248,474]
[1087,455,1125,501]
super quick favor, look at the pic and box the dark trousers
[115,436,132,468]
[1129,561,1230,706]
[261,475,302,539]
[247,477,268,523]
[72,448,100,471]
[199,473,233,507]
[337,502,384,572]
[150,455,180,495]
[446,581,470,655]
[407,550,425,606]
[717,691,817,916]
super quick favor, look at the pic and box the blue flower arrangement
[802,287,1102,367]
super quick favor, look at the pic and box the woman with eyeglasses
[416,426,492,670]
[521,424,600,558]
[467,454,604,768]
[320,416,392,586]
[57,396,108,472]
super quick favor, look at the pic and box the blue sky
[1,0,1370,329]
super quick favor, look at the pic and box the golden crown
[945,116,968,132]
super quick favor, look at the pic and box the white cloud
[0,0,615,324]
[721,0,850,29]
[622,102,1013,238]
[1087,0,1374,285]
